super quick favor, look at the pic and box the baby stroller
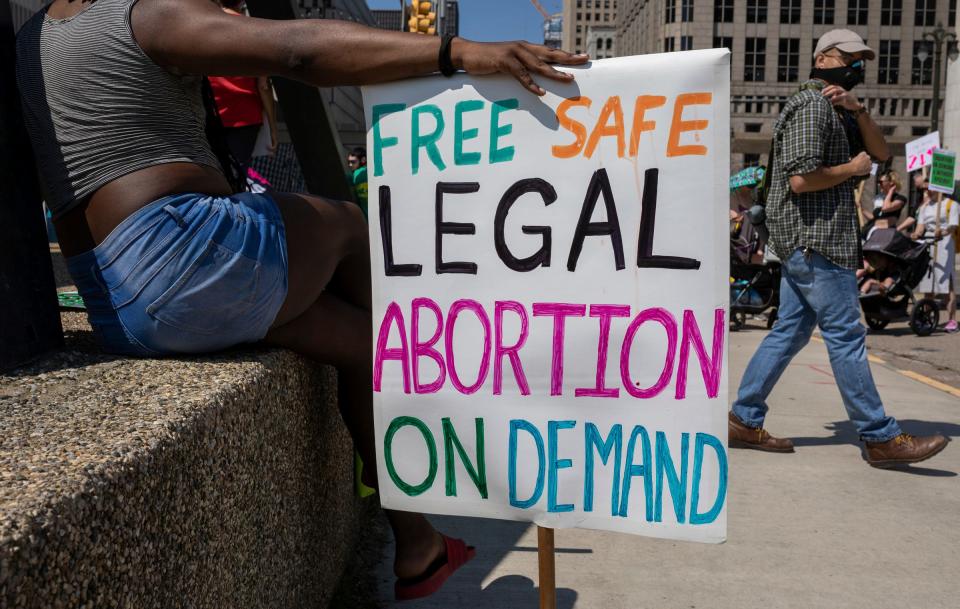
[858,229,939,336]
[729,166,780,331]
[730,246,781,331]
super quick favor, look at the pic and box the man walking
[729,30,949,467]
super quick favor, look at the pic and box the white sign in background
[363,50,730,544]
[906,131,940,172]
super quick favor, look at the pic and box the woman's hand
[935,227,944,240]
[452,39,589,96]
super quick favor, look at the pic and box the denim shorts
[66,192,288,356]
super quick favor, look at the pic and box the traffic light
[408,1,436,35]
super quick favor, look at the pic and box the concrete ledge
[0,312,360,608]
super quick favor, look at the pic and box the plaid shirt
[766,80,862,270]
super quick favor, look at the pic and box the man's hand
[822,85,862,111]
[847,151,873,176]
[452,39,589,95]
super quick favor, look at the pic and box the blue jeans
[732,248,901,443]
[66,192,288,356]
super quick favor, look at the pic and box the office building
[617,0,960,174]
[563,0,618,56]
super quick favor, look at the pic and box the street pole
[923,22,958,134]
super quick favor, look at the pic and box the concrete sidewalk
[374,327,960,609]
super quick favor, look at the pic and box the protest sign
[928,149,957,194]
[906,131,940,172]
[363,49,730,544]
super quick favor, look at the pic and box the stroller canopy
[729,166,765,191]
[862,228,926,262]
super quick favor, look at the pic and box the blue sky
[366,0,563,43]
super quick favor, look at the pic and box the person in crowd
[16,0,588,599]
[857,258,897,296]
[911,185,960,333]
[898,172,927,234]
[208,1,279,171]
[347,147,368,217]
[861,170,906,239]
[728,29,949,467]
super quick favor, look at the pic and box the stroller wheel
[766,308,778,329]
[910,298,940,336]
[865,316,889,331]
[730,311,746,331]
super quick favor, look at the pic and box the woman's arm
[880,192,905,213]
[257,77,279,155]
[911,221,926,240]
[132,0,588,95]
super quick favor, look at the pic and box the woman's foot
[394,530,446,579]
[394,534,476,601]
[945,320,959,333]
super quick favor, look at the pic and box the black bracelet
[439,34,457,77]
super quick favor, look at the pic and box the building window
[916,0,937,27]
[951,0,957,27]
[681,36,694,51]
[745,123,762,133]
[882,125,896,136]
[713,36,733,51]
[745,38,766,82]
[913,41,933,84]
[913,125,928,136]
[778,38,800,82]
[606,38,612,50]
[665,0,676,23]
[746,0,767,23]
[744,153,761,166]
[780,0,801,24]
[878,40,900,84]
[814,0,835,24]
[714,0,734,23]
[681,0,694,21]
[847,0,868,25]
[881,0,902,26]
[664,37,676,52]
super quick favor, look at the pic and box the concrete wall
[943,23,960,152]
[1,314,363,608]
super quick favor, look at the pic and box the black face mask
[810,60,865,91]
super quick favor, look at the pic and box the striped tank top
[15,0,221,219]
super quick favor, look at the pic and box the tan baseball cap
[814,29,875,60]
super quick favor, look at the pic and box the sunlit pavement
[376,327,960,609]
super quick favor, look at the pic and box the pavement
[374,327,960,609]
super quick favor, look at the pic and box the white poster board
[906,131,940,172]
[363,50,730,544]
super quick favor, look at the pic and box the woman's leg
[263,192,444,578]
[948,278,957,322]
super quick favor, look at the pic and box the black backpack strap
[200,77,247,193]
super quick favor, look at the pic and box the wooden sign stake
[537,526,556,609]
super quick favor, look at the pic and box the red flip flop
[394,534,476,601]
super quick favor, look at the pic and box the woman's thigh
[270,191,368,328]
[264,291,370,369]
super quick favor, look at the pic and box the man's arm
[779,94,872,194]
[822,84,891,161]
[132,0,588,96]
[789,152,871,194]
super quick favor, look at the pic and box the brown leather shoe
[728,411,795,453]
[865,433,950,468]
